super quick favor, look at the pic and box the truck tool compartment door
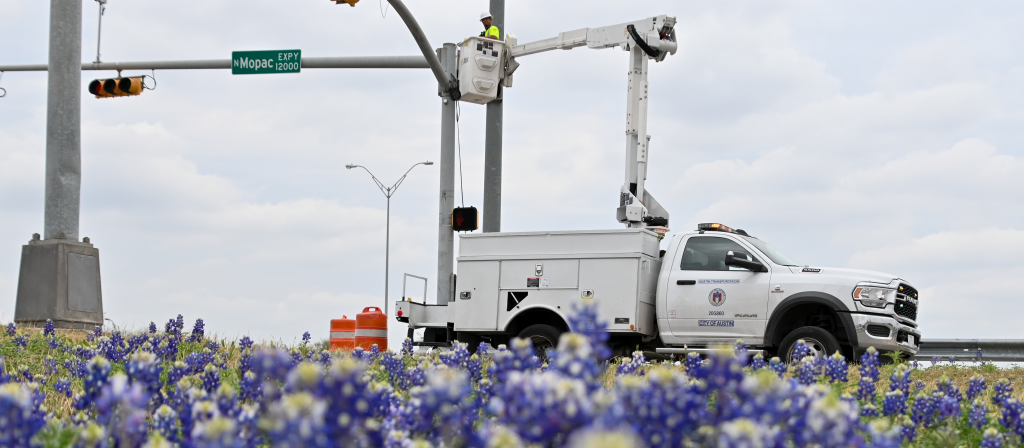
[453,261,500,331]
[666,235,770,342]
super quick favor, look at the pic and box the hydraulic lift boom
[506,15,678,231]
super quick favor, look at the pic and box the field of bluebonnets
[2,306,1024,447]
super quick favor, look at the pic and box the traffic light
[452,206,479,232]
[88,77,145,98]
[332,0,359,6]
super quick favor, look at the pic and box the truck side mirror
[725,251,767,272]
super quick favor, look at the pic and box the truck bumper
[850,312,920,355]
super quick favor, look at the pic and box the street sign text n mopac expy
[232,50,301,75]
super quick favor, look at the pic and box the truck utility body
[397,225,921,361]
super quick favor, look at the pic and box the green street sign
[232,50,301,75]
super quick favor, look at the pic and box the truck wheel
[457,332,482,353]
[779,326,840,364]
[518,324,563,360]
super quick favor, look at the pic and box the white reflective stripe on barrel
[330,332,355,339]
[355,329,388,338]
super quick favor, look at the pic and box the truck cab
[658,223,920,360]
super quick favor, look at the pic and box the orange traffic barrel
[355,306,388,351]
[329,316,355,352]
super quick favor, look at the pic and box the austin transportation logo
[708,288,726,306]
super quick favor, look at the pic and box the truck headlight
[853,284,893,308]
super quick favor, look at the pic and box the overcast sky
[2,1,1023,347]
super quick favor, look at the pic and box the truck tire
[779,326,841,364]
[518,324,563,360]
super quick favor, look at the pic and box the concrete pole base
[14,234,103,329]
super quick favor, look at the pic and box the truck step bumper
[850,313,920,355]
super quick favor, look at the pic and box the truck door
[665,235,770,342]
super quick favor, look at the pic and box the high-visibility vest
[479,25,500,40]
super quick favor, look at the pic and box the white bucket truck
[397,224,921,361]
[396,16,921,361]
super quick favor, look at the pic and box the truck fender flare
[502,305,570,334]
[763,292,857,348]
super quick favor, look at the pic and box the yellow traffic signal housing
[88,77,145,98]
[452,206,479,232]
[333,0,359,6]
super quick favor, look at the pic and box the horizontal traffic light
[88,77,145,98]
[332,0,359,6]
[452,206,479,232]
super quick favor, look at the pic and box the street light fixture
[346,161,433,315]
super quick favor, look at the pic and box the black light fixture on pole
[346,161,433,315]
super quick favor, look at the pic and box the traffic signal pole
[483,0,504,233]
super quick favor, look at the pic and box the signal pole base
[14,235,103,329]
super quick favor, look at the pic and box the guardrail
[915,340,1024,363]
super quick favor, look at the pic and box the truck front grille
[895,299,917,322]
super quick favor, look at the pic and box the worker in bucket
[479,12,500,40]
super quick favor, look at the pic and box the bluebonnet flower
[937,394,960,420]
[239,336,253,350]
[94,325,103,338]
[889,363,912,396]
[617,350,646,376]
[768,357,786,378]
[684,352,703,374]
[302,331,311,344]
[175,314,185,333]
[981,428,1004,448]
[865,419,902,448]
[994,379,1013,406]
[930,355,939,366]
[13,333,28,348]
[440,341,471,368]
[977,348,984,362]
[43,319,54,336]
[948,355,956,364]
[47,336,59,349]
[548,333,605,384]
[823,352,848,383]
[4,322,14,337]
[968,375,988,401]
[488,370,594,446]
[93,374,151,447]
[717,418,783,448]
[911,392,939,428]
[970,399,989,429]
[1000,398,1024,440]
[796,356,818,385]
[861,403,879,417]
[151,404,178,441]
[566,302,611,361]
[215,383,240,419]
[792,340,811,360]
[240,371,260,402]
[900,416,917,443]
[190,318,206,342]
[613,367,707,447]
[882,390,906,416]
[54,378,74,398]
[43,355,58,375]
[148,321,157,334]
[201,364,221,394]
[76,356,113,410]
[749,352,767,371]
[489,339,540,383]
[857,347,881,403]
[401,338,414,358]
[734,339,749,366]
[0,383,48,447]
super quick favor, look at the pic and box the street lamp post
[346,161,433,315]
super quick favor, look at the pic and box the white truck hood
[787,266,904,286]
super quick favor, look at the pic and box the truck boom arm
[507,16,677,230]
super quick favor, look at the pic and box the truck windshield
[742,236,799,266]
